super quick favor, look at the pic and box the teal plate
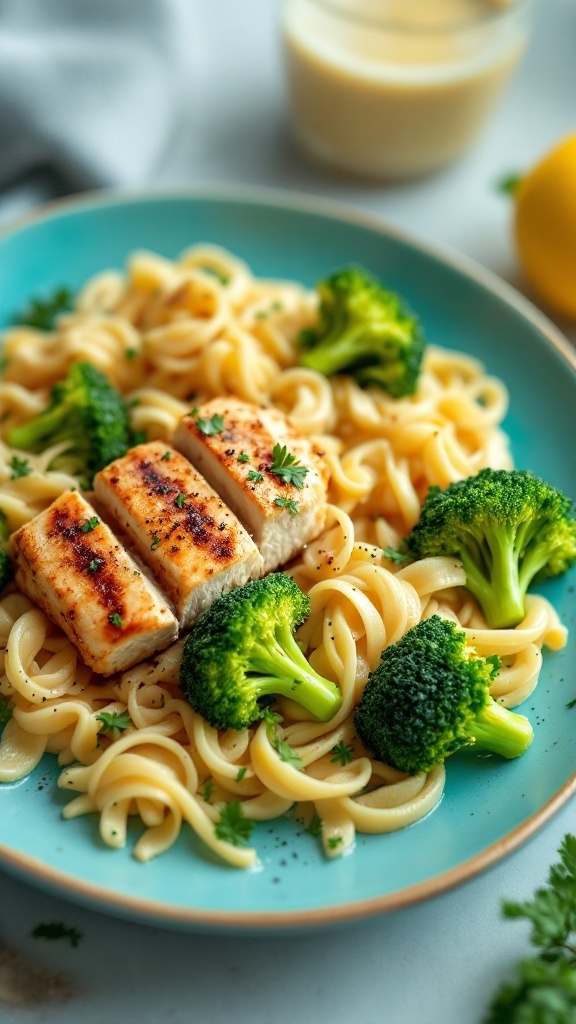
[0,190,575,934]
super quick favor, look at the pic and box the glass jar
[281,0,534,179]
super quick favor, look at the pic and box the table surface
[1,2,575,1021]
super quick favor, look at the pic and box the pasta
[0,245,567,868]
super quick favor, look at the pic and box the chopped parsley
[567,697,576,710]
[330,740,354,766]
[236,766,247,782]
[108,612,124,628]
[31,921,82,947]
[270,443,309,489]
[264,710,304,769]
[305,812,322,837]
[0,698,13,725]
[215,800,255,847]
[201,779,214,803]
[196,413,225,436]
[9,455,31,479]
[161,450,171,461]
[151,535,161,550]
[175,492,186,509]
[485,833,576,1021]
[15,286,74,331]
[80,516,99,533]
[96,709,132,739]
[237,452,250,463]
[248,470,263,482]
[87,558,103,573]
[200,266,230,286]
[125,347,138,361]
[382,546,410,565]
[274,496,299,516]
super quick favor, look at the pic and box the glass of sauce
[281,0,534,179]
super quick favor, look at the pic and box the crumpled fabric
[0,0,196,213]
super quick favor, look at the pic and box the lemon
[513,133,576,320]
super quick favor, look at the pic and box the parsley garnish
[80,516,99,533]
[96,710,132,739]
[270,443,309,489]
[382,546,410,564]
[201,779,214,803]
[263,710,304,769]
[215,800,255,847]
[237,452,250,463]
[9,455,31,479]
[31,922,82,948]
[327,836,343,849]
[330,741,354,766]
[200,266,230,286]
[236,766,247,782]
[485,834,576,1021]
[0,698,13,725]
[15,286,74,331]
[125,347,138,361]
[567,697,576,710]
[161,450,171,461]
[87,558,103,573]
[248,470,263,482]
[175,492,186,508]
[108,612,124,628]
[305,812,322,837]
[274,496,299,516]
[196,413,225,436]
[151,535,161,550]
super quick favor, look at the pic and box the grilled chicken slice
[172,398,329,573]
[93,441,263,628]
[12,491,178,675]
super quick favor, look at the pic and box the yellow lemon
[513,133,576,320]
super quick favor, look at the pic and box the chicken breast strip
[93,441,263,628]
[172,398,329,572]
[12,490,178,675]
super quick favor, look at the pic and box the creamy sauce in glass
[282,0,533,178]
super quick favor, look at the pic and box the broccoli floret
[298,265,425,398]
[0,511,12,592]
[180,573,342,730]
[6,362,131,485]
[404,468,576,629]
[354,615,533,774]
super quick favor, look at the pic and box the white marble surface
[1,2,575,1021]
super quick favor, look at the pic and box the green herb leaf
[501,834,576,952]
[161,450,171,461]
[327,836,343,849]
[237,452,250,463]
[108,613,124,629]
[80,516,99,533]
[382,546,410,565]
[15,287,74,331]
[330,741,354,766]
[496,172,523,197]
[305,812,322,837]
[274,496,299,516]
[31,922,83,948]
[87,558,103,573]
[248,470,263,482]
[9,455,31,479]
[96,710,132,739]
[201,779,214,803]
[151,535,161,550]
[270,443,309,489]
[175,492,186,508]
[0,698,13,725]
[196,413,225,436]
[236,766,247,782]
[215,800,255,847]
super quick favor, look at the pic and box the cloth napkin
[0,0,196,220]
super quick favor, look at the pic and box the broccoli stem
[458,523,527,628]
[248,621,341,722]
[301,324,409,378]
[468,699,534,759]
[8,403,71,452]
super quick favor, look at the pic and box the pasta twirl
[0,245,568,868]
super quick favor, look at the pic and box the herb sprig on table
[485,833,576,1022]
